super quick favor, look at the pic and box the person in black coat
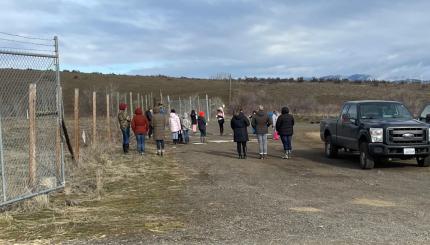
[145,109,153,139]
[276,106,295,159]
[231,110,250,159]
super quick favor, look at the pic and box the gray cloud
[1,0,429,79]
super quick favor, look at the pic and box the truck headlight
[370,128,383,143]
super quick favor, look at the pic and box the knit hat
[199,111,205,117]
[119,103,127,110]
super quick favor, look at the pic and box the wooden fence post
[29,84,37,189]
[206,94,210,121]
[92,91,97,146]
[129,92,133,115]
[137,93,140,109]
[198,95,200,112]
[106,94,111,143]
[145,94,148,110]
[74,88,80,163]
[167,95,171,113]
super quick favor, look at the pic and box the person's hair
[171,109,176,113]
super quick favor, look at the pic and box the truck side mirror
[426,114,430,123]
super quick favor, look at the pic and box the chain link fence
[0,33,64,206]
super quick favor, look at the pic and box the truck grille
[387,127,427,145]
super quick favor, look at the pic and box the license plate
[403,148,416,155]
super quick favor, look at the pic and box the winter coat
[272,113,279,127]
[231,113,250,142]
[276,107,295,136]
[182,113,191,130]
[169,112,182,132]
[151,108,167,140]
[198,116,207,131]
[190,110,197,125]
[131,108,149,135]
[118,110,130,130]
[216,109,225,121]
[251,110,272,134]
[145,110,152,122]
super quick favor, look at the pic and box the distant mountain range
[318,74,374,81]
[314,74,429,83]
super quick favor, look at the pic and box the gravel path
[79,123,430,244]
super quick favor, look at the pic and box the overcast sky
[1,0,430,80]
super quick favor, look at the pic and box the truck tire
[325,135,338,158]
[359,142,374,169]
[417,157,430,167]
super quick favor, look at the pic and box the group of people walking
[118,103,210,156]
[117,103,294,159]
[231,105,294,159]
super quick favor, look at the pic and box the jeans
[136,134,145,153]
[121,128,130,145]
[172,131,179,140]
[281,135,292,151]
[183,129,190,144]
[156,140,165,150]
[257,134,268,154]
[218,119,224,135]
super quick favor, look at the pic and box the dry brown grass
[0,129,186,243]
[61,71,430,119]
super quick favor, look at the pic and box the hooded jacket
[251,110,272,134]
[182,113,192,130]
[276,107,294,136]
[131,108,149,134]
[118,110,130,130]
[231,112,250,142]
[169,112,182,132]
[151,107,167,140]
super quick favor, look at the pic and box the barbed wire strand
[0,37,54,47]
[0,46,54,53]
[0,31,53,41]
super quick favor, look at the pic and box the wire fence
[0,33,64,207]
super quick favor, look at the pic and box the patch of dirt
[351,198,396,207]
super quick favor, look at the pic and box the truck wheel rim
[360,151,366,165]
[326,142,331,155]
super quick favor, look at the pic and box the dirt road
[78,122,430,244]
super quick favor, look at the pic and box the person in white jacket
[169,109,182,144]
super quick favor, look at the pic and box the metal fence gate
[0,33,64,206]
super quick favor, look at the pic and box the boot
[123,144,126,153]
[288,150,292,158]
[238,154,243,159]
[259,154,264,159]
[282,150,288,159]
[125,144,129,153]
[156,149,160,156]
[161,150,164,157]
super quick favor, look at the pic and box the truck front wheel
[417,157,430,167]
[325,135,338,158]
[359,142,374,169]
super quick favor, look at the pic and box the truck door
[339,104,359,150]
[337,104,350,146]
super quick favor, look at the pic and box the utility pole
[229,74,232,106]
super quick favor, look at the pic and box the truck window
[360,103,412,120]
[340,104,350,118]
[420,105,430,119]
[347,104,357,119]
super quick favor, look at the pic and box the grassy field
[0,142,185,243]
[61,71,430,117]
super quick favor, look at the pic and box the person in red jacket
[131,108,149,155]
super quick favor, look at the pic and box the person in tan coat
[151,107,167,156]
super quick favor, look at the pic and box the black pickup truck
[320,100,430,169]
